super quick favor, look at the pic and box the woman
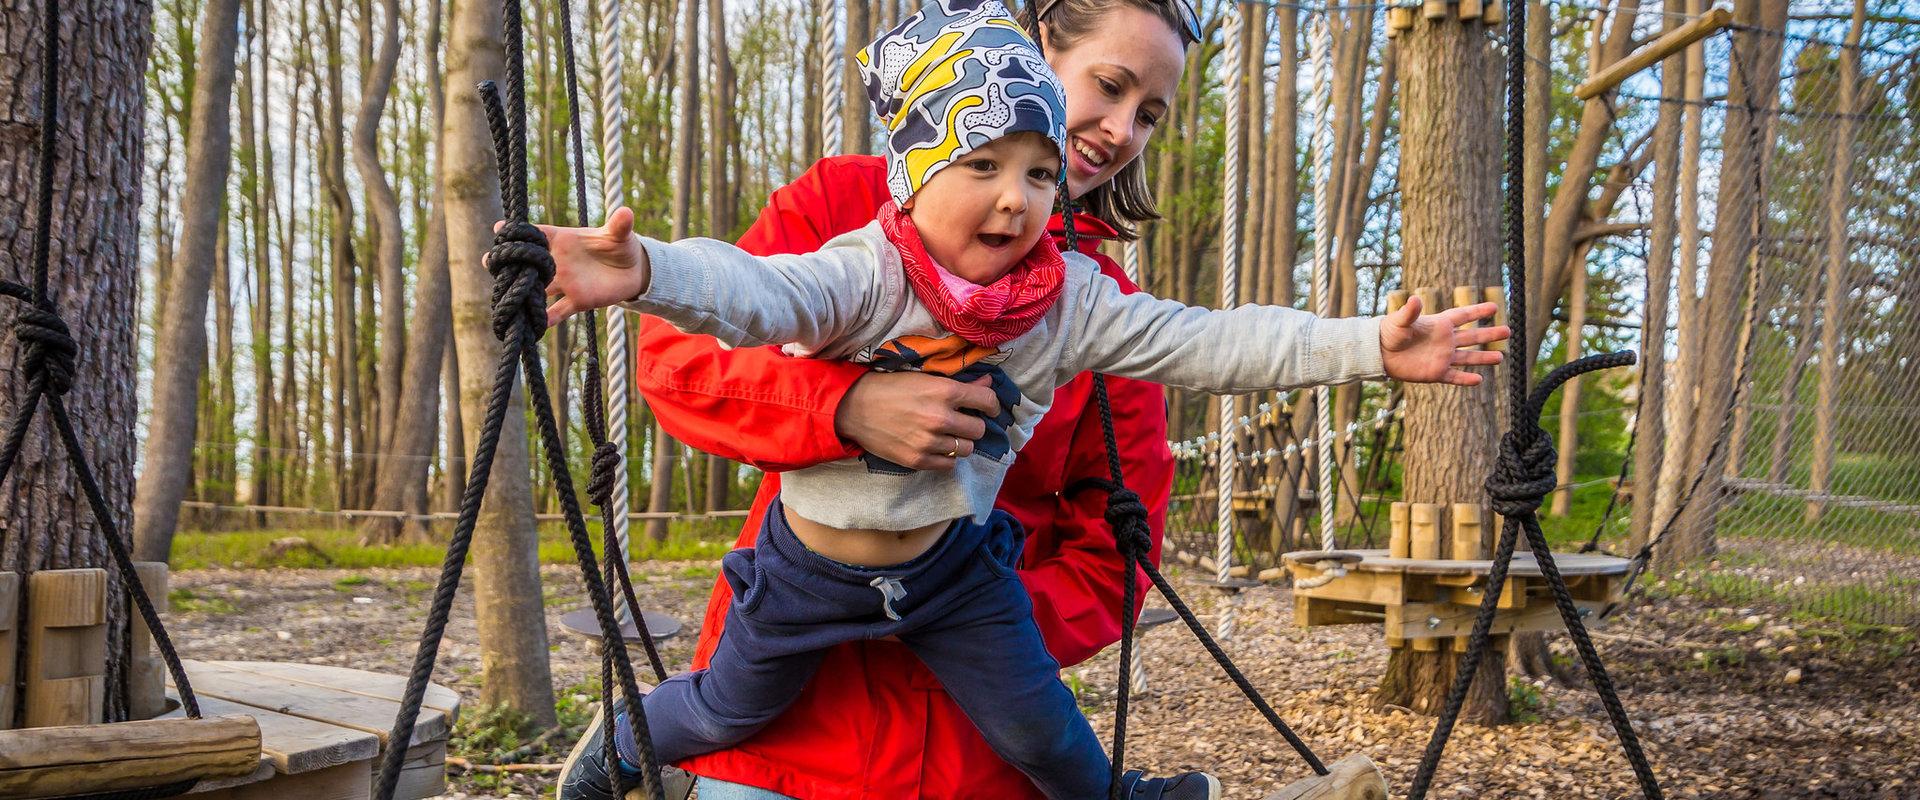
[622,1,1196,797]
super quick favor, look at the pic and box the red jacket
[634,155,1173,799]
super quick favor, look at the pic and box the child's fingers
[1439,301,1500,327]
[545,297,578,328]
[1388,293,1422,326]
[1443,369,1484,386]
[606,206,637,240]
[1452,348,1504,367]
[1459,324,1511,347]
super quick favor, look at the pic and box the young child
[548,1,1506,798]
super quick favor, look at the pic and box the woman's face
[1042,5,1187,199]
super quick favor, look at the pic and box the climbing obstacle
[1284,502,1630,652]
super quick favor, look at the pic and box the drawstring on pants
[870,575,908,621]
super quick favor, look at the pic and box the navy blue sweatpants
[636,497,1110,799]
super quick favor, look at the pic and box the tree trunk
[705,0,736,512]
[130,0,240,563]
[1630,0,1686,548]
[1806,0,1863,524]
[240,1,277,508]
[356,0,407,490]
[1665,0,1789,568]
[1270,4,1298,308]
[1373,8,1506,724]
[443,0,557,724]
[1652,0,1709,543]
[318,0,362,511]
[841,0,870,153]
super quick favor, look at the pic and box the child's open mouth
[977,233,1015,248]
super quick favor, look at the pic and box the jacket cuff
[1307,315,1386,383]
[623,237,711,320]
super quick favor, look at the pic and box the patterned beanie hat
[857,0,1068,206]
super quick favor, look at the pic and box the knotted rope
[1404,1,1661,797]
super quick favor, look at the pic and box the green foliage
[331,574,371,590]
[1506,676,1552,725]
[451,703,538,762]
[167,587,239,615]
[171,520,733,571]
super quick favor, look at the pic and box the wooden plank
[0,572,17,730]
[1319,549,1633,577]
[1289,569,1404,607]
[179,660,448,748]
[192,760,370,800]
[209,661,461,719]
[1575,7,1733,99]
[130,562,170,720]
[1388,600,1606,640]
[1266,754,1389,800]
[1293,596,1385,627]
[23,568,107,727]
[391,739,448,800]
[166,692,380,775]
[0,715,260,798]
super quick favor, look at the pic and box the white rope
[592,0,634,620]
[1128,639,1150,696]
[1122,239,1143,287]
[1308,7,1337,553]
[1214,1,1246,642]
[819,0,843,157]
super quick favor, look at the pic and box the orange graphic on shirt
[865,334,1001,376]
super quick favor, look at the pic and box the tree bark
[1629,0,1686,548]
[130,0,241,563]
[443,0,556,724]
[841,0,870,153]
[1665,0,1789,568]
[1652,0,1708,538]
[1373,9,1506,724]
[705,0,736,511]
[356,0,407,488]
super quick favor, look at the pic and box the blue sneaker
[1120,769,1222,800]
[556,700,692,800]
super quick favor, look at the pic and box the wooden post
[1413,286,1444,321]
[1409,503,1444,560]
[1450,503,1486,560]
[1482,0,1503,26]
[22,569,107,727]
[1422,0,1448,20]
[1459,0,1482,20]
[129,563,170,720]
[1265,753,1390,800]
[0,572,17,729]
[1389,501,1411,558]
[1386,289,1410,315]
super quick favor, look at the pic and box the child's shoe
[1120,769,1223,800]
[555,700,693,800]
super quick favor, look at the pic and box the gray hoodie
[624,220,1384,531]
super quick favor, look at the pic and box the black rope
[0,0,203,752]
[1404,2,1661,797]
[369,0,665,796]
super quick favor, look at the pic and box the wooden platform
[165,660,462,800]
[1283,549,1630,651]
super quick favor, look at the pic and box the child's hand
[516,206,649,327]
[1379,296,1510,386]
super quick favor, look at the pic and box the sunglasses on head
[1034,0,1203,44]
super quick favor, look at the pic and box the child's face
[905,132,1061,284]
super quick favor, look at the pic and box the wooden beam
[130,562,170,720]
[1575,8,1732,99]
[23,569,107,727]
[1266,754,1390,800]
[0,715,261,798]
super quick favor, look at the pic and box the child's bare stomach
[783,507,950,568]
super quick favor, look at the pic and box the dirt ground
[166,561,1919,799]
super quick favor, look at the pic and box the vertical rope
[1308,8,1337,552]
[1121,239,1142,287]
[1213,0,1245,641]
[593,0,634,618]
[819,0,843,157]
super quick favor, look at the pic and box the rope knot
[1103,486,1153,562]
[486,221,555,341]
[587,441,621,506]
[17,305,77,396]
[1485,423,1557,518]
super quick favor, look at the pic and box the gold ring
[946,437,961,458]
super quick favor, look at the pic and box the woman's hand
[523,206,650,327]
[1379,296,1510,386]
[835,372,1004,470]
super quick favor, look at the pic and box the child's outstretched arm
[1066,271,1509,392]
[534,207,886,354]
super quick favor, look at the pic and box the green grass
[167,587,239,614]
[171,519,734,571]
[1506,676,1553,724]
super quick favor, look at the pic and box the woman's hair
[1024,0,1194,241]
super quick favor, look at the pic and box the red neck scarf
[878,201,1066,348]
